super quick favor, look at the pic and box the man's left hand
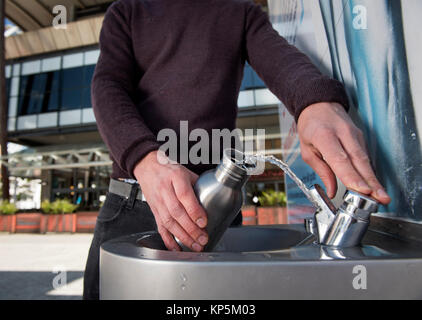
[297,102,391,205]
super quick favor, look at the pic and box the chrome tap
[305,184,379,248]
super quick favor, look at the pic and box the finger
[149,204,180,251]
[312,130,372,194]
[185,170,199,185]
[172,171,208,229]
[162,187,208,246]
[157,224,180,251]
[156,202,203,252]
[339,131,391,204]
[355,133,391,204]
[301,145,337,198]
[356,131,369,154]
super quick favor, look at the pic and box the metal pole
[0,0,10,200]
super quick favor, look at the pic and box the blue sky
[5,18,15,27]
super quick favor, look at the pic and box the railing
[0,146,112,173]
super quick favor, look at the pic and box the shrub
[0,200,18,215]
[258,190,287,207]
[60,200,78,214]
[44,199,78,214]
[41,200,53,214]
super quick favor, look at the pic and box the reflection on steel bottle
[177,149,254,252]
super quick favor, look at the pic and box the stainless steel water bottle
[176,149,254,252]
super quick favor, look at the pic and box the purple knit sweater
[91,0,349,180]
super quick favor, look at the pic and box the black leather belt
[109,179,144,201]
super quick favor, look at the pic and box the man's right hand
[133,150,209,252]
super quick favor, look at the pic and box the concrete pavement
[0,233,93,300]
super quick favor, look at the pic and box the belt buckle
[117,178,145,202]
[119,178,139,185]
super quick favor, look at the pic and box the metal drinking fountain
[306,184,379,247]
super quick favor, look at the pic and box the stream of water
[245,154,320,208]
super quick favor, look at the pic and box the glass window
[85,50,100,65]
[22,60,41,76]
[15,61,95,117]
[84,65,95,87]
[26,95,44,114]
[17,75,32,115]
[82,87,92,108]
[277,182,285,192]
[8,97,18,118]
[31,74,48,96]
[45,91,60,112]
[60,109,82,126]
[63,53,84,69]
[241,64,254,90]
[263,183,277,191]
[61,89,82,110]
[48,71,61,92]
[18,95,30,116]
[6,79,11,99]
[19,76,30,97]
[238,90,255,108]
[61,66,84,90]
[252,70,266,88]
[17,74,48,115]
[240,63,266,90]
[42,57,61,72]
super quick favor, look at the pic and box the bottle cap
[216,149,255,186]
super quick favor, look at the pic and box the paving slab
[0,233,93,300]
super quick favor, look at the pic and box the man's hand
[297,102,391,205]
[134,151,209,252]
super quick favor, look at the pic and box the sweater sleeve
[92,2,161,179]
[244,3,350,122]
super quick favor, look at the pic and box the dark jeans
[83,182,242,300]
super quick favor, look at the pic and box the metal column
[0,0,10,200]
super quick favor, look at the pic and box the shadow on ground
[0,271,84,300]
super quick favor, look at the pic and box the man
[83,0,391,300]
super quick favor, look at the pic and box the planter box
[40,214,76,233]
[9,212,98,234]
[257,207,288,225]
[76,212,99,233]
[0,215,16,232]
[15,213,42,233]
[241,206,257,225]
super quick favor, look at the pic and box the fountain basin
[100,225,422,299]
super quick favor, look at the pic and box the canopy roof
[5,0,114,31]
[6,0,267,31]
